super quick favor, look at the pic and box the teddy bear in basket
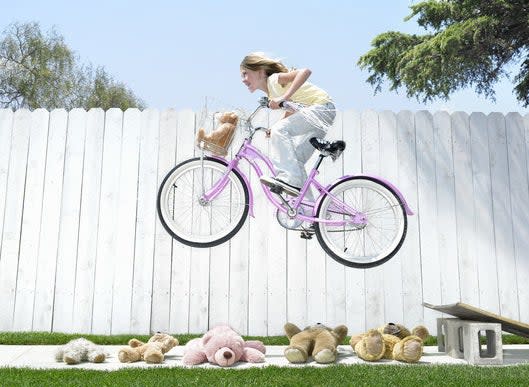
[350,322,429,363]
[196,111,238,156]
[182,324,266,367]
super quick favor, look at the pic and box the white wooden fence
[1,107,528,336]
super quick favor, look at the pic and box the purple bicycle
[157,98,414,268]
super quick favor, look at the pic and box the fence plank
[379,110,404,324]
[92,109,123,334]
[32,110,67,331]
[71,109,105,333]
[264,110,288,335]
[51,109,86,333]
[0,110,14,252]
[362,110,385,328]
[0,110,31,331]
[451,112,480,306]
[521,114,529,322]
[324,111,347,327]
[207,109,240,330]
[469,112,498,313]
[488,113,516,318]
[247,108,271,335]
[396,110,423,329]
[111,109,141,334]
[433,111,460,304]
[13,109,49,330]
[131,109,160,334]
[505,113,529,322]
[151,109,177,333]
[343,110,366,334]
[167,110,192,334]
[415,110,441,331]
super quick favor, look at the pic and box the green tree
[0,22,145,110]
[358,0,529,106]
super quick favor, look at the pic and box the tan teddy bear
[118,332,179,364]
[350,323,429,363]
[284,322,348,364]
[196,111,238,156]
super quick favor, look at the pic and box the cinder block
[437,318,503,365]
[461,321,503,365]
[436,318,460,352]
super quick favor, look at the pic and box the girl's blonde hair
[240,52,288,76]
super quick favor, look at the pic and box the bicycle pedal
[270,185,284,195]
[300,231,313,240]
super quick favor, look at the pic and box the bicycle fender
[211,156,255,218]
[316,174,414,216]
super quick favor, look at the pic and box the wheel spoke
[316,178,406,268]
[158,158,249,247]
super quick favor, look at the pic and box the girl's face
[240,68,267,93]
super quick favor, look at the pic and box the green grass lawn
[3,365,529,387]
[1,330,528,346]
[1,332,529,387]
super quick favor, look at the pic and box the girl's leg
[269,103,335,188]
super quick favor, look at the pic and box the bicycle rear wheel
[315,176,407,268]
[157,157,249,247]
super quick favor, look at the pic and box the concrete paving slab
[0,345,528,370]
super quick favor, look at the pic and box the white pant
[270,102,336,189]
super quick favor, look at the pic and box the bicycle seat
[310,137,346,161]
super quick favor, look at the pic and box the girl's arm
[269,68,312,109]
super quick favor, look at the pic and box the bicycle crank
[276,207,305,230]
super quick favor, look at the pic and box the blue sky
[2,0,527,114]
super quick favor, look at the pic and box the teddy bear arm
[182,349,208,365]
[244,340,266,354]
[128,338,145,348]
[241,347,265,363]
[349,333,365,349]
[143,345,165,364]
[54,347,65,362]
[118,347,142,363]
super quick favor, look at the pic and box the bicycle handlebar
[258,96,300,112]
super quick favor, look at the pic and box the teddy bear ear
[202,330,214,345]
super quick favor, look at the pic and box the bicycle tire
[157,157,249,248]
[315,176,407,268]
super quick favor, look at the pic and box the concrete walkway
[1,345,529,370]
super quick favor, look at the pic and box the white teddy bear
[55,338,107,365]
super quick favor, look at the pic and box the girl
[240,52,336,197]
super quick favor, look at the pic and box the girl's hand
[268,97,284,110]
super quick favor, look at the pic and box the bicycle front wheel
[157,157,249,248]
[315,176,407,268]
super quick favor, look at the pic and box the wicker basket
[195,112,238,156]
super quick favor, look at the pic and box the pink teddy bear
[182,325,266,367]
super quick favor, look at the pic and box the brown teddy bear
[196,111,238,156]
[284,322,348,364]
[118,332,179,364]
[350,323,429,363]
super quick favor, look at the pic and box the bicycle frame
[198,107,414,226]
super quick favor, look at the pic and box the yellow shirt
[267,73,332,105]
